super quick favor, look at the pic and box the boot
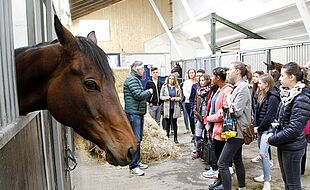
[174,136,179,144]
[196,138,202,153]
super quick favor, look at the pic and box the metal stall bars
[0,0,19,130]
[173,41,310,75]
[0,0,73,189]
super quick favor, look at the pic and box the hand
[254,127,258,134]
[217,108,224,117]
[265,133,273,144]
[148,88,153,94]
[166,96,171,100]
[149,103,153,107]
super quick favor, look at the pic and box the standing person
[216,61,252,190]
[124,61,153,176]
[267,62,310,190]
[160,74,182,143]
[180,72,190,133]
[203,67,233,186]
[253,74,280,190]
[192,73,211,159]
[145,67,163,126]
[183,69,197,137]
[251,71,265,117]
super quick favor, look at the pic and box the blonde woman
[160,74,182,143]
[253,74,280,190]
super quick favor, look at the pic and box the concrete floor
[71,120,310,190]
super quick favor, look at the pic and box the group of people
[123,60,310,190]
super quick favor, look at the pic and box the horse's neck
[16,44,62,114]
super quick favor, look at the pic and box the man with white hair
[124,60,153,176]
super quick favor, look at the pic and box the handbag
[236,120,255,145]
[201,130,212,164]
[221,107,237,139]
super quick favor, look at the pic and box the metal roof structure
[69,0,123,20]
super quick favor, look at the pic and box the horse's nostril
[127,147,136,162]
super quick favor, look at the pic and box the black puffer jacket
[268,88,310,151]
[254,87,280,133]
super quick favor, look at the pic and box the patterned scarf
[280,82,306,106]
[198,85,211,97]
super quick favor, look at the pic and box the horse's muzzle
[127,146,136,163]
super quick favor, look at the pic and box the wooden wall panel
[0,116,47,190]
[72,0,172,53]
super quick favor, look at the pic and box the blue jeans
[181,102,189,130]
[148,105,161,126]
[278,148,305,190]
[127,114,144,169]
[218,138,245,190]
[260,132,271,181]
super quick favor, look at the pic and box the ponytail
[231,61,252,82]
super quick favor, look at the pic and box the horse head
[264,61,282,73]
[15,15,136,166]
[171,62,182,78]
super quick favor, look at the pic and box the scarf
[198,85,211,97]
[280,82,306,106]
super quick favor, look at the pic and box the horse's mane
[14,37,115,83]
[76,37,115,83]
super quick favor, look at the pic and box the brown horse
[14,15,136,166]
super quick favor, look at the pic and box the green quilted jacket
[123,70,151,115]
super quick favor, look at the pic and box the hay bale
[74,94,180,164]
[113,67,130,93]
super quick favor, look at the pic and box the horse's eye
[84,80,100,91]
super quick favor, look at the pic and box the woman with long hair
[253,74,280,190]
[192,73,211,158]
[160,74,182,143]
[203,67,234,185]
[216,61,252,190]
[183,69,197,136]
[267,62,310,190]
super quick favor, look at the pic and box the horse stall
[0,0,73,189]
[172,41,310,74]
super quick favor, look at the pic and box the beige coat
[160,84,182,119]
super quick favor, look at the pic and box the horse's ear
[54,15,78,49]
[87,31,97,44]
[263,62,268,66]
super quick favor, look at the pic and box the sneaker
[202,168,219,178]
[229,167,234,174]
[238,187,246,190]
[269,160,274,168]
[130,167,144,176]
[254,174,271,182]
[139,163,148,169]
[251,155,262,163]
[263,181,271,190]
[209,179,222,189]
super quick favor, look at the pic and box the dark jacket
[254,87,280,133]
[145,79,163,106]
[124,70,152,115]
[268,88,310,151]
[189,83,198,111]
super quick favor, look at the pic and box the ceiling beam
[180,0,212,56]
[70,0,123,20]
[211,13,265,39]
[148,0,184,59]
[295,0,310,39]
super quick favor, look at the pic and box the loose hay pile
[74,92,180,164]
[113,67,130,93]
